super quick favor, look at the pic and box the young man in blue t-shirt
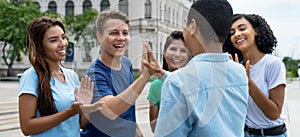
[81,9,151,137]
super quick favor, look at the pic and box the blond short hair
[96,9,129,34]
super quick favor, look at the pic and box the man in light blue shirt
[154,0,249,136]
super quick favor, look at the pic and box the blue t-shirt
[81,56,135,137]
[18,67,80,137]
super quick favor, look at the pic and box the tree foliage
[0,2,99,76]
[65,8,99,62]
[0,0,43,76]
[282,56,300,78]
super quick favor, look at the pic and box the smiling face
[229,17,257,52]
[98,19,130,59]
[164,39,189,71]
[42,25,68,63]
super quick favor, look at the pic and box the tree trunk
[2,41,15,76]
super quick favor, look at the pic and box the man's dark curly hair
[223,14,278,62]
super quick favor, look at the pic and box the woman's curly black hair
[223,14,278,62]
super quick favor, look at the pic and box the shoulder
[151,79,163,85]
[21,67,37,79]
[264,54,284,67]
[122,56,132,67]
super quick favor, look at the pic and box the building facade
[0,0,194,76]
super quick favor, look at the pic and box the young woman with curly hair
[223,14,287,137]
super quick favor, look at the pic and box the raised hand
[142,40,165,78]
[245,60,252,78]
[229,53,239,63]
[74,76,94,105]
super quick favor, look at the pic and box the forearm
[80,113,89,129]
[248,79,282,120]
[20,108,77,136]
[100,74,149,119]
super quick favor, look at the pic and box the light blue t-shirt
[18,67,80,137]
[155,53,249,137]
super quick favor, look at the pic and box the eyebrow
[237,24,246,28]
[47,33,65,40]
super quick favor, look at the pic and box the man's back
[155,53,248,137]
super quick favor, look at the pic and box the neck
[191,41,223,56]
[99,53,122,70]
[45,60,61,73]
[243,48,265,65]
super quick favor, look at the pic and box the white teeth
[172,58,182,63]
[57,50,66,54]
[114,44,124,48]
[236,39,245,44]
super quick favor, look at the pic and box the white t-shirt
[245,54,287,128]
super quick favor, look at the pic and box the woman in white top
[223,14,287,137]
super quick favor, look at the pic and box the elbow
[20,126,32,136]
[150,120,157,133]
[267,113,281,120]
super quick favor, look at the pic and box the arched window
[48,1,57,13]
[119,0,128,15]
[144,0,151,19]
[83,0,92,13]
[65,1,74,17]
[100,0,110,11]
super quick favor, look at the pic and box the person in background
[152,0,249,136]
[80,9,153,137]
[223,13,288,137]
[19,17,103,137]
[147,30,191,132]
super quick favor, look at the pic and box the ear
[189,19,198,36]
[254,28,259,36]
[96,31,103,42]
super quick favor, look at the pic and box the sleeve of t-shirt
[267,59,286,90]
[94,71,114,99]
[147,79,162,105]
[18,68,38,97]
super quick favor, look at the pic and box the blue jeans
[244,130,288,137]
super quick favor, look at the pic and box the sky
[228,0,300,59]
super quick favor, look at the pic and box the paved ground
[0,80,299,137]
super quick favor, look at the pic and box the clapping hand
[228,53,252,79]
[75,76,94,104]
[74,76,104,114]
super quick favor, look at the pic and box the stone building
[0,0,194,76]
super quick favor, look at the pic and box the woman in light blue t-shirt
[18,17,103,137]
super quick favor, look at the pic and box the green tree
[282,56,299,78]
[0,0,42,76]
[65,8,98,62]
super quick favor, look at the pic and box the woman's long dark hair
[26,17,65,116]
[223,14,277,62]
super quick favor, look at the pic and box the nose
[116,34,126,41]
[234,30,241,37]
[59,38,68,48]
[175,49,181,56]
